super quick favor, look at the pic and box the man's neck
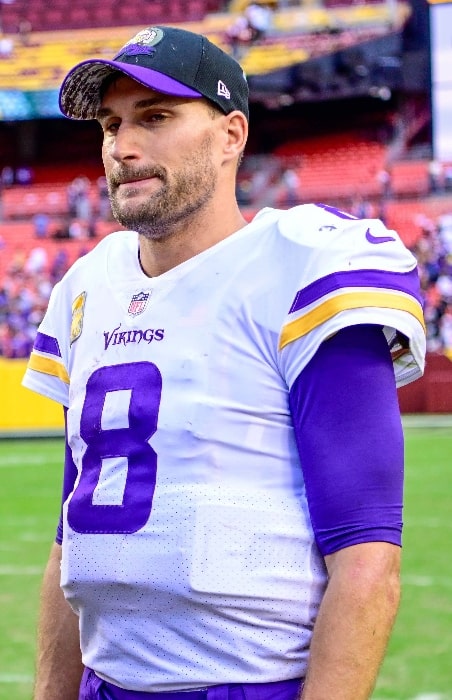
[137,206,247,277]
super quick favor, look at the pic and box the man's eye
[147,113,166,122]
[103,121,120,134]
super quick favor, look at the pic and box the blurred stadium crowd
[0,0,451,359]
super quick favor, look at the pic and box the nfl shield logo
[128,291,150,316]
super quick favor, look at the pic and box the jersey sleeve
[22,279,73,407]
[289,324,404,555]
[275,204,426,389]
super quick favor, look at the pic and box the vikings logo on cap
[116,27,165,59]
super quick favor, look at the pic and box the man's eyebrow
[96,97,176,121]
[96,107,113,121]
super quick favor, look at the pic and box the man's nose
[109,125,142,162]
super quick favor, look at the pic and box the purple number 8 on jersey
[67,362,162,534]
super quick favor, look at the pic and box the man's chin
[111,202,146,228]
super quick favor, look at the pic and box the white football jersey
[23,205,425,691]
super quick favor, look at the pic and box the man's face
[97,76,220,239]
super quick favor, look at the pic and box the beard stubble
[107,133,218,241]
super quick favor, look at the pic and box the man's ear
[222,111,248,163]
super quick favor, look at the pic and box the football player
[23,25,425,700]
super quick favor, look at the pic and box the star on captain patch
[70,291,87,345]
[128,291,151,317]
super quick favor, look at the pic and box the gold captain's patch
[70,291,87,345]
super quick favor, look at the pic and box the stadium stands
[273,132,387,202]
[389,160,430,198]
[0,0,225,32]
[0,218,115,264]
[0,0,413,122]
[0,0,405,35]
[2,182,95,220]
[385,197,452,248]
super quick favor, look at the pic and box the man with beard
[23,25,426,700]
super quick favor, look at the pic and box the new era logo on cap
[217,80,231,100]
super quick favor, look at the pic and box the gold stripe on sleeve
[279,291,426,350]
[27,353,70,385]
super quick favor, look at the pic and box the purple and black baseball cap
[59,25,249,121]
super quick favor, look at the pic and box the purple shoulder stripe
[289,268,423,314]
[34,331,62,357]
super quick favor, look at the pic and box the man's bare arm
[34,542,83,700]
[301,541,401,700]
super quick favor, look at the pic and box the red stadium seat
[67,6,92,29]
[91,5,115,28]
[43,8,66,30]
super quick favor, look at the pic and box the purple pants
[79,668,304,700]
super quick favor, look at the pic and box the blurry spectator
[15,165,33,185]
[375,199,388,226]
[67,175,92,221]
[18,17,32,46]
[68,219,85,239]
[244,1,274,41]
[226,0,274,57]
[226,15,253,58]
[25,246,48,275]
[351,197,373,219]
[0,247,71,358]
[97,175,112,220]
[250,168,270,200]
[236,178,253,206]
[444,165,452,192]
[428,160,443,194]
[50,248,69,284]
[87,215,98,239]
[33,212,50,239]
[376,167,392,199]
[437,213,452,255]
[439,305,452,358]
[8,247,26,274]
[1,165,14,187]
[410,207,452,355]
[0,34,13,58]
[281,167,300,206]
[436,267,452,304]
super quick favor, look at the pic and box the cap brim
[59,59,203,120]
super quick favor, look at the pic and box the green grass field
[0,430,451,700]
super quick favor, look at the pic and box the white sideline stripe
[19,532,52,542]
[0,454,48,467]
[0,565,43,575]
[404,517,452,528]
[404,574,452,588]
[3,516,43,528]
[402,414,452,428]
[374,695,446,700]
[0,673,33,683]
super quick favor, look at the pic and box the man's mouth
[112,171,163,190]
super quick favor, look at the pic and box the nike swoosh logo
[365,228,396,244]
